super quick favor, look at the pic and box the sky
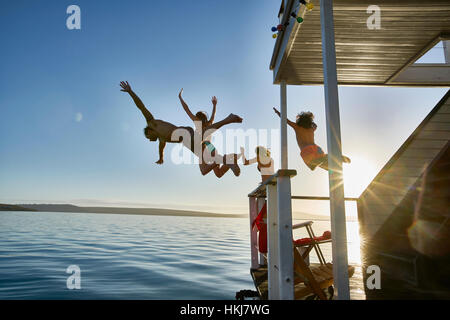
[0,0,448,217]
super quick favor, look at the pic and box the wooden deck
[251,264,365,300]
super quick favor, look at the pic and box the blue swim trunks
[203,141,216,153]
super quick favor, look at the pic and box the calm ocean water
[0,211,361,299]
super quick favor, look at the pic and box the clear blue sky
[0,0,447,216]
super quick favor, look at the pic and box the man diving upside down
[120,81,243,177]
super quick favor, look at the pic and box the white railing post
[257,197,267,266]
[320,0,350,300]
[444,40,450,64]
[249,196,258,270]
[266,183,280,299]
[280,80,288,170]
[277,174,294,300]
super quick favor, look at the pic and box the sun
[343,155,378,197]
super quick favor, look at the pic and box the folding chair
[292,221,355,300]
[252,204,354,300]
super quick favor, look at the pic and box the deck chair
[292,221,355,299]
[252,204,354,300]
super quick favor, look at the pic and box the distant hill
[2,203,354,221]
[0,203,36,211]
[15,204,247,218]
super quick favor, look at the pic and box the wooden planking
[358,93,449,238]
[381,165,427,178]
[359,203,397,216]
[289,51,414,60]
[296,21,450,29]
[378,173,418,184]
[408,139,449,149]
[272,0,450,85]
[284,73,391,79]
[437,102,450,114]
[422,122,450,131]
[417,130,450,140]
[290,43,433,53]
[294,36,447,45]
[288,62,414,73]
[292,66,397,73]
[291,46,423,53]
[359,210,393,227]
[362,223,388,238]
[366,181,415,197]
[400,147,442,158]
[290,29,448,37]
[429,113,450,122]
[357,91,449,239]
[392,156,434,167]
[359,193,406,206]
[306,1,450,16]
[289,59,411,66]
[366,178,415,195]
[285,70,404,78]
[389,65,450,85]
[376,176,419,190]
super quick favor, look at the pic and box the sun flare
[343,155,378,197]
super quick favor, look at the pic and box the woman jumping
[178,88,242,177]
[241,146,274,183]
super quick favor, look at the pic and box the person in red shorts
[273,108,350,171]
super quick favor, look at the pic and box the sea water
[0,211,361,299]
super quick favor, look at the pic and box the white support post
[320,0,350,300]
[277,175,294,300]
[249,197,259,270]
[277,79,294,300]
[280,81,288,170]
[257,198,267,266]
[266,183,280,300]
[444,40,450,64]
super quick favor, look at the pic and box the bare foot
[229,163,241,176]
[222,153,241,176]
[239,147,246,161]
[228,113,243,123]
[230,154,241,176]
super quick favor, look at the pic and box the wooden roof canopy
[270,0,450,86]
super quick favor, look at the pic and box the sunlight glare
[343,155,378,197]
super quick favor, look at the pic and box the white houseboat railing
[248,169,358,300]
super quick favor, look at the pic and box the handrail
[292,196,359,201]
[248,169,297,198]
[248,172,360,201]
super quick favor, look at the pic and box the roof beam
[391,64,450,85]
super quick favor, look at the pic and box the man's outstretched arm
[120,81,154,122]
[156,139,166,164]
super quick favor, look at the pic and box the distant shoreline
[0,203,355,221]
[0,203,247,219]
[0,204,36,212]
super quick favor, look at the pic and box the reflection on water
[0,211,361,299]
